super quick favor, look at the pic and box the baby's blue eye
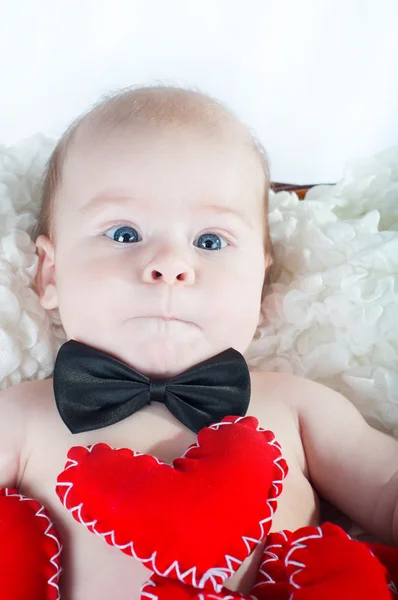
[195,233,227,251]
[104,226,228,250]
[105,226,141,243]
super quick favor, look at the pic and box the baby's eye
[104,226,228,250]
[104,226,141,243]
[194,233,228,251]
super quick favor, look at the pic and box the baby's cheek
[218,260,263,306]
[207,279,261,349]
[54,264,103,334]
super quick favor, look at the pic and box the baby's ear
[34,235,58,310]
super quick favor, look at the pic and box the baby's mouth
[139,316,196,327]
[146,315,194,324]
[133,315,195,326]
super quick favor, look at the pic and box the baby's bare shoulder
[0,379,52,487]
[1,378,54,417]
[248,369,304,418]
[2,377,53,398]
[0,378,69,486]
[247,370,306,458]
[248,370,342,445]
[250,369,334,412]
[1,378,58,440]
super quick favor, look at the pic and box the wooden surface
[271,182,319,199]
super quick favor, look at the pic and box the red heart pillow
[253,523,397,600]
[0,488,62,600]
[144,524,398,600]
[56,416,288,591]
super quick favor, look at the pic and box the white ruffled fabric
[246,147,398,437]
[1,136,398,440]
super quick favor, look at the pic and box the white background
[1,0,397,183]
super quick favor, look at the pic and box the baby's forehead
[65,116,264,188]
[56,92,267,219]
[60,133,264,222]
[59,87,266,187]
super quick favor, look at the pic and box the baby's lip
[159,317,195,326]
[133,315,200,330]
[145,315,194,325]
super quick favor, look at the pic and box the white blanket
[1,136,397,438]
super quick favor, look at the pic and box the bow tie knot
[149,378,167,404]
[53,340,251,434]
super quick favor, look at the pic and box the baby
[1,84,398,600]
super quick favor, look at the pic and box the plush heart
[143,523,398,600]
[56,415,288,591]
[0,488,62,600]
[254,523,397,600]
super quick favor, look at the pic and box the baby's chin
[109,319,214,378]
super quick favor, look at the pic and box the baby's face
[38,126,267,377]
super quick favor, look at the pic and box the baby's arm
[0,385,63,598]
[0,384,25,488]
[284,376,398,546]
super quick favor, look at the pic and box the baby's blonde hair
[32,84,275,320]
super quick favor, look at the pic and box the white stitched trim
[253,543,283,587]
[197,594,257,600]
[56,416,288,593]
[258,526,398,600]
[285,527,323,594]
[252,530,290,591]
[140,578,158,600]
[140,573,260,600]
[286,527,398,600]
[2,488,62,600]
[140,576,253,600]
[388,580,398,594]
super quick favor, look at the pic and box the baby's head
[33,85,273,377]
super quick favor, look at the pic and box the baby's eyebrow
[79,193,139,215]
[79,193,254,229]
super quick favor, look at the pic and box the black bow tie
[53,340,251,434]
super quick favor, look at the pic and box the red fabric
[55,414,398,599]
[364,540,398,591]
[56,416,288,589]
[0,488,62,600]
[141,574,244,600]
[3,416,398,600]
[143,523,398,600]
[252,522,398,600]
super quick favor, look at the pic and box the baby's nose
[141,256,195,285]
